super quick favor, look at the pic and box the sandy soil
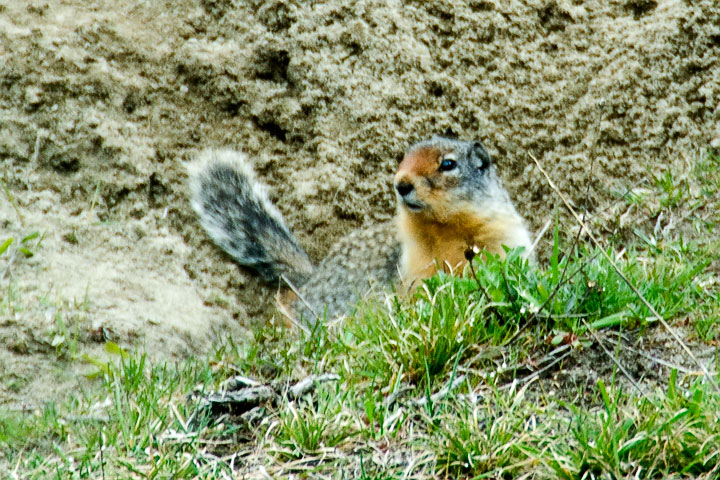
[1,0,719,407]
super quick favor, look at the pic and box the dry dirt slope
[1,0,719,406]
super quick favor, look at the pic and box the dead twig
[287,373,341,399]
[279,274,314,335]
[499,348,574,391]
[0,177,24,227]
[579,318,645,396]
[527,217,552,258]
[601,331,718,376]
[408,375,466,407]
[193,373,342,423]
[465,247,502,322]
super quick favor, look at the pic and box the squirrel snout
[395,181,424,211]
[395,182,414,198]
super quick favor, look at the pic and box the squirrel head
[394,136,507,224]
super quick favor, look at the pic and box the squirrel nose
[395,182,414,197]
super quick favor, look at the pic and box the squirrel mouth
[401,199,424,212]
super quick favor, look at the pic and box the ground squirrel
[189,136,532,323]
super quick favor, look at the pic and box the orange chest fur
[397,210,509,281]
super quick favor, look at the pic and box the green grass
[2,150,720,478]
[547,374,720,478]
[275,386,359,460]
[1,349,226,478]
[328,237,711,395]
[6,230,717,477]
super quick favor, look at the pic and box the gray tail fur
[188,149,313,285]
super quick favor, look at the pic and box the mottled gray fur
[188,149,313,285]
[295,222,400,321]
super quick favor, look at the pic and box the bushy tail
[188,149,313,284]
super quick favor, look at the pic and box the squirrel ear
[471,141,492,170]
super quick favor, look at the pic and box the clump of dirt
[1,0,719,406]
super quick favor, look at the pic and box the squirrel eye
[439,159,457,172]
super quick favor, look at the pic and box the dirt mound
[1,0,719,406]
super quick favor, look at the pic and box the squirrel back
[289,222,400,321]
